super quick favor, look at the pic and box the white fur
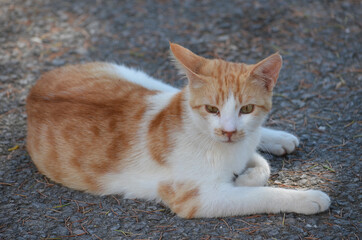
[235,152,270,187]
[110,63,179,93]
[219,93,238,132]
[100,64,330,217]
[259,128,300,156]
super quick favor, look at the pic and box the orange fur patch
[26,62,157,193]
[158,181,200,218]
[147,91,185,165]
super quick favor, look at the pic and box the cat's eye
[240,104,255,114]
[205,105,219,115]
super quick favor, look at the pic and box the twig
[309,114,331,121]
[220,218,232,231]
[325,140,348,150]
[306,147,316,156]
[73,200,80,212]
[246,215,262,219]
[114,229,133,237]
[14,194,27,198]
[112,195,121,205]
[64,216,72,235]
[0,182,14,186]
[235,219,259,226]
[62,198,97,206]
[80,222,89,235]
[93,234,103,240]
[17,179,28,190]
[37,190,48,198]
[110,208,119,216]
[132,208,165,213]
[44,215,58,221]
[343,120,355,128]
[53,203,71,208]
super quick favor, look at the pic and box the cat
[26,43,330,218]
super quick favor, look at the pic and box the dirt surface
[0,0,361,239]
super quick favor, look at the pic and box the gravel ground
[0,0,361,239]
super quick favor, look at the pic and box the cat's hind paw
[259,128,299,156]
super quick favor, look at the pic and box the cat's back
[28,62,148,104]
[26,62,158,193]
[27,62,157,127]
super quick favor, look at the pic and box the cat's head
[170,43,282,143]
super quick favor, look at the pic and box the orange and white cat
[26,43,330,218]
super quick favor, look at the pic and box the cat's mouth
[214,135,242,144]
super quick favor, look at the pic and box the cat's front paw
[294,190,331,214]
[259,128,299,156]
[235,167,270,187]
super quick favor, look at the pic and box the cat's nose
[222,130,236,138]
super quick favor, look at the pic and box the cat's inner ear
[249,53,282,92]
[170,42,207,88]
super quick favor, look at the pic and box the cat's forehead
[203,60,255,105]
[206,60,247,78]
[212,85,258,107]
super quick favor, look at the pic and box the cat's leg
[259,127,299,156]
[197,184,330,218]
[158,181,330,218]
[234,153,270,187]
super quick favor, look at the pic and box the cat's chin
[219,138,241,144]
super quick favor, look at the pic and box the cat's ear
[170,42,207,88]
[249,53,282,91]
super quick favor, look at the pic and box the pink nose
[222,130,236,138]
